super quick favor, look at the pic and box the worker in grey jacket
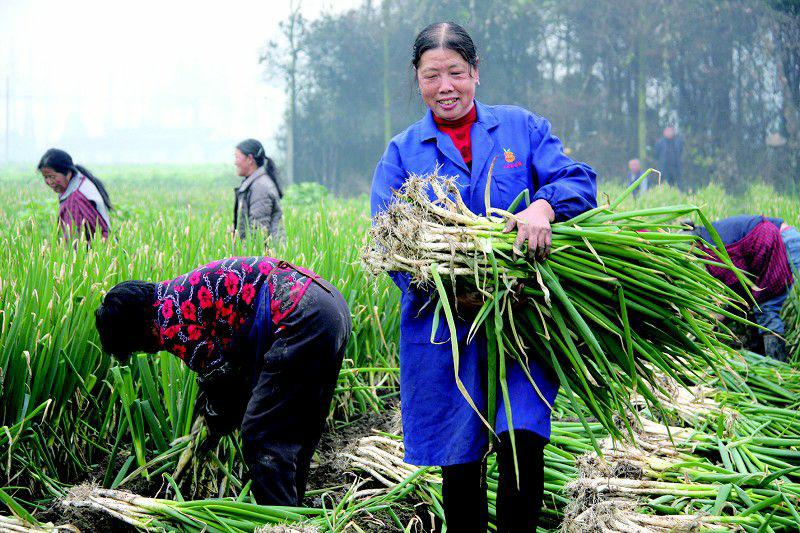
[233,139,286,245]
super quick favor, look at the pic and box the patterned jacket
[154,257,316,372]
[234,167,286,244]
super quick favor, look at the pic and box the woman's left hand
[503,199,555,261]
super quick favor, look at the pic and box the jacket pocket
[489,168,531,213]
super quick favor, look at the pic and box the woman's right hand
[503,199,555,261]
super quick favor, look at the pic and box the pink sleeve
[58,190,109,241]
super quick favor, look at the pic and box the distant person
[690,215,800,361]
[627,158,647,197]
[233,139,286,245]
[653,125,684,189]
[37,148,112,242]
[95,256,351,506]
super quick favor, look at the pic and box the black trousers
[440,430,546,533]
[240,281,351,506]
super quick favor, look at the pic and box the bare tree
[261,0,305,186]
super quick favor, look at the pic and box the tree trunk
[776,33,799,142]
[636,7,647,163]
[286,0,300,186]
[382,0,392,145]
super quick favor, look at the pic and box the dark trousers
[441,430,546,533]
[240,281,351,506]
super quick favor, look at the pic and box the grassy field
[0,165,798,531]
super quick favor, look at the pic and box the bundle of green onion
[61,483,427,533]
[61,485,324,532]
[363,170,751,457]
[348,354,800,531]
[345,414,606,529]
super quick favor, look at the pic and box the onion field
[1,165,799,532]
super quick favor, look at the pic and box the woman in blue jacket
[370,22,597,532]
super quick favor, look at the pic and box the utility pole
[5,76,9,164]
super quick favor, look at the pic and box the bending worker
[95,256,351,505]
[371,22,597,532]
[690,215,799,361]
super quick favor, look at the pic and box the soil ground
[304,403,433,532]
[31,403,430,532]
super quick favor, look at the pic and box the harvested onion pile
[363,170,752,458]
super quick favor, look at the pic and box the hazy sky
[0,0,361,164]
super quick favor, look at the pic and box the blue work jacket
[370,100,597,466]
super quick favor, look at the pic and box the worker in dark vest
[95,256,351,505]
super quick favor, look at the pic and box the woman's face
[416,47,478,121]
[234,149,256,177]
[41,167,71,195]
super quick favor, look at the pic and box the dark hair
[37,148,113,210]
[95,280,158,361]
[236,138,283,198]
[412,22,479,71]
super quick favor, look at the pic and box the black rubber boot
[496,431,546,533]
[441,460,488,533]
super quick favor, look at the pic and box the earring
[476,80,480,86]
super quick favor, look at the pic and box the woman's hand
[503,199,555,261]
